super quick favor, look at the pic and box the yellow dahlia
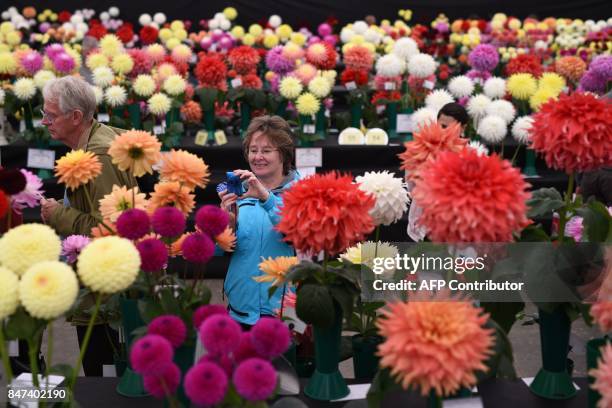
[19,261,78,320]
[159,149,210,191]
[254,256,299,286]
[108,130,162,177]
[77,236,141,294]
[99,34,123,57]
[538,72,566,95]
[133,74,157,97]
[13,78,36,100]
[33,69,56,90]
[529,87,557,111]
[308,76,332,98]
[279,77,303,99]
[296,92,320,116]
[104,85,127,107]
[85,52,109,70]
[506,73,537,100]
[223,7,238,20]
[110,53,134,75]
[0,52,17,74]
[0,223,61,276]
[148,92,171,116]
[99,185,148,222]
[163,74,186,96]
[377,291,494,397]
[55,149,102,190]
[92,66,114,88]
[0,266,19,319]
[148,181,195,215]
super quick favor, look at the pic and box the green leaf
[527,188,564,218]
[328,284,356,323]
[159,287,181,315]
[137,298,163,323]
[480,302,524,335]
[366,368,402,408]
[285,261,323,284]
[518,224,550,242]
[4,307,47,340]
[477,318,517,381]
[576,200,612,242]
[267,285,279,299]
[295,284,334,328]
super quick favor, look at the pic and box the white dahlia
[485,99,516,124]
[511,115,534,144]
[407,53,436,78]
[355,170,409,226]
[483,77,506,99]
[477,115,507,143]
[447,75,474,98]
[375,54,405,77]
[411,107,437,132]
[424,89,455,113]
[391,37,419,62]
[466,94,492,119]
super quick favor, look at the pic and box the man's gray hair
[43,76,96,122]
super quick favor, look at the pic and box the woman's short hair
[437,102,469,126]
[243,115,295,175]
[43,76,96,122]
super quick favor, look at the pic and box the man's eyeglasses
[40,108,69,123]
[248,148,278,156]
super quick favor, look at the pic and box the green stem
[510,144,522,166]
[0,324,13,383]
[27,338,40,388]
[45,322,53,391]
[69,293,102,395]
[500,141,505,158]
[374,225,381,259]
[280,284,287,319]
[557,173,575,241]
[82,188,114,234]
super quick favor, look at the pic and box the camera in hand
[226,172,246,196]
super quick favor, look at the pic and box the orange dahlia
[591,302,612,333]
[214,227,236,253]
[180,100,202,124]
[276,172,375,256]
[555,56,586,83]
[99,185,148,222]
[91,221,116,238]
[530,93,612,173]
[590,343,612,408]
[108,130,162,177]
[169,232,189,257]
[398,122,467,181]
[148,181,195,216]
[254,256,299,286]
[55,150,103,190]
[412,149,531,242]
[377,291,494,397]
[159,149,210,191]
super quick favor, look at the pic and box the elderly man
[40,76,136,236]
[38,76,137,377]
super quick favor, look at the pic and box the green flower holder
[304,305,349,401]
[386,102,398,141]
[165,107,180,128]
[116,298,148,397]
[240,103,251,138]
[350,102,362,128]
[352,335,383,380]
[169,344,195,408]
[529,307,576,400]
[523,148,538,177]
[275,99,288,118]
[127,103,141,130]
[204,109,215,144]
[315,108,326,140]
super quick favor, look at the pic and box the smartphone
[226,172,246,196]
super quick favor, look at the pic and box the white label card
[27,148,55,170]
[423,80,435,90]
[297,166,316,177]
[345,81,357,90]
[153,125,164,135]
[194,130,208,146]
[214,130,228,145]
[231,78,243,88]
[295,147,322,168]
[97,113,110,123]
[384,82,396,90]
[397,113,414,133]
[303,124,315,134]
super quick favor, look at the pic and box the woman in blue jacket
[219,115,299,328]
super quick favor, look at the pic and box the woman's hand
[218,190,237,230]
[233,169,269,202]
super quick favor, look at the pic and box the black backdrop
[9,0,612,28]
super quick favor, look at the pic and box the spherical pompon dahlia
[181,232,214,263]
[398,122,467,181]
[199,313,242,355]
[151,206,186,238]
[448,75,474,98]
[192,304,228,331]
[116,208,151,240]
[483,77,506,99]
[148,315,187,348]
[77,236,141,293]
[130,334,174,374]
[180,100,202,124]
[276,172,376,255]
[468,44,499,72]
[412,149,531,242]
[233,358,277,402]
[377,292,494,396]
[407,53,436,79]
[530,92,612,173]
[0,266,19,320]
[355,171,409,226]
[228,45,261,75]
[590,343,612,408]
[506,73,537,100]
[195,205,229,238]
[159,149,210,191]
[375,54,405,77]
[250,317,291,359]
[0,223,61,276]
[555,56,586,82]
[279,76,303,99]
[108,130,162,177]
[143,362,181,399]
[184,362,228,406]
[295,92,320,116]
[19,261,78,320]
[136,238,168,273]
[343,45,374,71]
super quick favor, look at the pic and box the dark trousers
[76,324,120,376]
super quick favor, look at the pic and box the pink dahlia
[151,206,186,238]
[143,362,181,399]
[234,331,262,363]
[11,169,43,213]
[181,232,215,264]
[136,238,168,272]
[591,302,612,333]
[233,358,277,402]
[199,314,242,355]
[343,45,373,71]
[192,304,228,330]
[148,315,187,348]
[61,235,90,264]
[250,317,291,360]
[590,343,612,408]
[195,205,229,238]
[185,362,228,406]
[52,53,76,73]
[116,208,151,240]
[20,51,43,74]
[130,334,174,374]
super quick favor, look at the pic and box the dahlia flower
[185,362,228,406]
[483,77,506,99]
[110,53,133,75]
[375,54,405,77]
[507,73,537,100]
[143,363,181,399]
[339,241,399,278]
[538,72,566,95]
[159,149,210,191]
[33,70,56,90]
[0,266,19,320]
[13,78,36,100]
[355,171,409,226]
[477,115,507,143]
[391,37,419,62]
[104,85,127,107]
[253,256,298,287]
[555,56,586,82]
[448,75,474,98]
[228,45,260,75]
[108,129,162,177]
[511,116,534,144]
[467,94,492,119]
[92,66,114,88]
[468,44,499,72]
[411,107,438,132]
[279,76,303,99]
[233,358,277,402]
[505,54,543,77]
[485,100,516,124]
[133,74,156,97]
[344,45,374,71]
[148,181,195,215]
[308,76,332,98]
[467,140,489,156]
[407,53,436,79]
[425,89,455,113]
[86,53,109,70]
[55,150,102,190]
[529,88,557,111]
[61,235,90,264]
[296,92,320,116]
[11,169,43,213]
[591,302,612,333]
[148,92,171,116]
[590,343,612,408]
[99,34,123,57]
[163,74,186,96]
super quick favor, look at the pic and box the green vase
[170,344,196,408]
[304,305,349,401]
[315,107,326,140]
[588,337,611,408]
[203,109,215,144]
[349,102,362,128]
[298,114,315,146]
[23,104,34,131]
[165,107,180,127]
[116,298,148,397]
[529,306,576,399]
[275,99,288,118]
[127,103,141,130]
[387,102,398,141]
[523,148,538,177]
[352,335,383,380]
[240,103,251,138]
[427,391,442,408]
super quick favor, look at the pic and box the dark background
[10,0,612,28]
